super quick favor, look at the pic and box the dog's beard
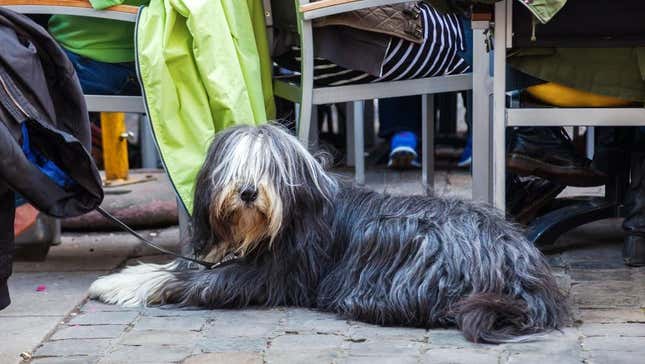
[205,183,282,262]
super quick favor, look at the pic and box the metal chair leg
[296,5,315,148]
[178,197,191,243]
[492,2,508,211]
[345,102,355,167]
[586,127,595,159]
[422,94,435,194]
[472,21,493,203]
[140,115,160,169]
[354,101,365,185]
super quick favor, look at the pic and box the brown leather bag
[313,1,424,44]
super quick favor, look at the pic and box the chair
[490,0,645,249]
[271,0,492,196]
[0,0,154,180]
[0,0,158,256]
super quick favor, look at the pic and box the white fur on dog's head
[191,124,338,261]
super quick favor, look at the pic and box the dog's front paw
[88,262,177,307]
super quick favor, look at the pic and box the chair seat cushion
[527,82,635,107]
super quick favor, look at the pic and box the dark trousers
[378,96,423,138]
[378,92,473,141]
[0,186,15,310]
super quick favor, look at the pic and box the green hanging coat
[136,0,275,213]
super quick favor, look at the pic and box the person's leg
[458,90,473,167]
[505,68,606,187]
[64,49,140,96]
[378,96,422,169]
[622,153,645,266]
[608,128,645,266]
[0,186,15,310]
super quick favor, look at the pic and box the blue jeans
[64,49,140,95]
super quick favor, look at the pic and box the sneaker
[388,131,420,169]
[457,136,472,168]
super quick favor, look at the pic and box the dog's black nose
[240,187,258,203]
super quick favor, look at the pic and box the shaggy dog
[89,124,567,343]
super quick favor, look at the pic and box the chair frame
[491,0,645,210]
[0,0,146,114]
[274,0,492,196]
[491,0,645,249]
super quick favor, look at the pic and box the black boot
[622,154,645,267]
[506,173,565,225]
[508,127,606,187]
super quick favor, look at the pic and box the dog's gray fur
[90,124,567,343]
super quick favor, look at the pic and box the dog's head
[191,124,337,261]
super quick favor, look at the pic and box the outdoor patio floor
[1,168,643,364]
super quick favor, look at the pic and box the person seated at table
[275,1,470,85]
[48,0,149,95]
[273,1,472,168]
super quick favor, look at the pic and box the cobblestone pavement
[8,170,645,363]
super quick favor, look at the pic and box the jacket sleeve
[89,0,127,10]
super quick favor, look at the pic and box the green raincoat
[136,0,275,213]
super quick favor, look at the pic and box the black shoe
[623,235,645,267]
[507,174,565,224]
[508,127,607,187]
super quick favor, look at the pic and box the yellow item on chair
[527,82,634,107]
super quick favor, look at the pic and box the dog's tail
[452,276,568,344]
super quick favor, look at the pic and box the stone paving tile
[68,311,139,326]
[280,315,351,335]
[0,272,101,317]
[0,316,65,364]
[341,355,418,364]
[581,323,645,337]
[347,338,425,356]
[281,308,350,335]
[202,319,277,338]
[139,307,214,317]
[50,325,128,340]
[268,333,348,353]
[505,352,583,364]
[578,308,645,323]
[423,348,500,364]
[132,316,206,331]
[183,352,263,364]
[585,350,645,364]
[582,336,645,352]
[31,357,100,364]
[264,350,345,364]
[349,323,427,341]
[117,329,202,347]
[34,339,112,357]
[427,329,484,349]
[210,307,288,324]
[98,344,193,364]
[569,268,634,282]
[571,281,641,308]
[193,337,267,354]
[81,301,141,313]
